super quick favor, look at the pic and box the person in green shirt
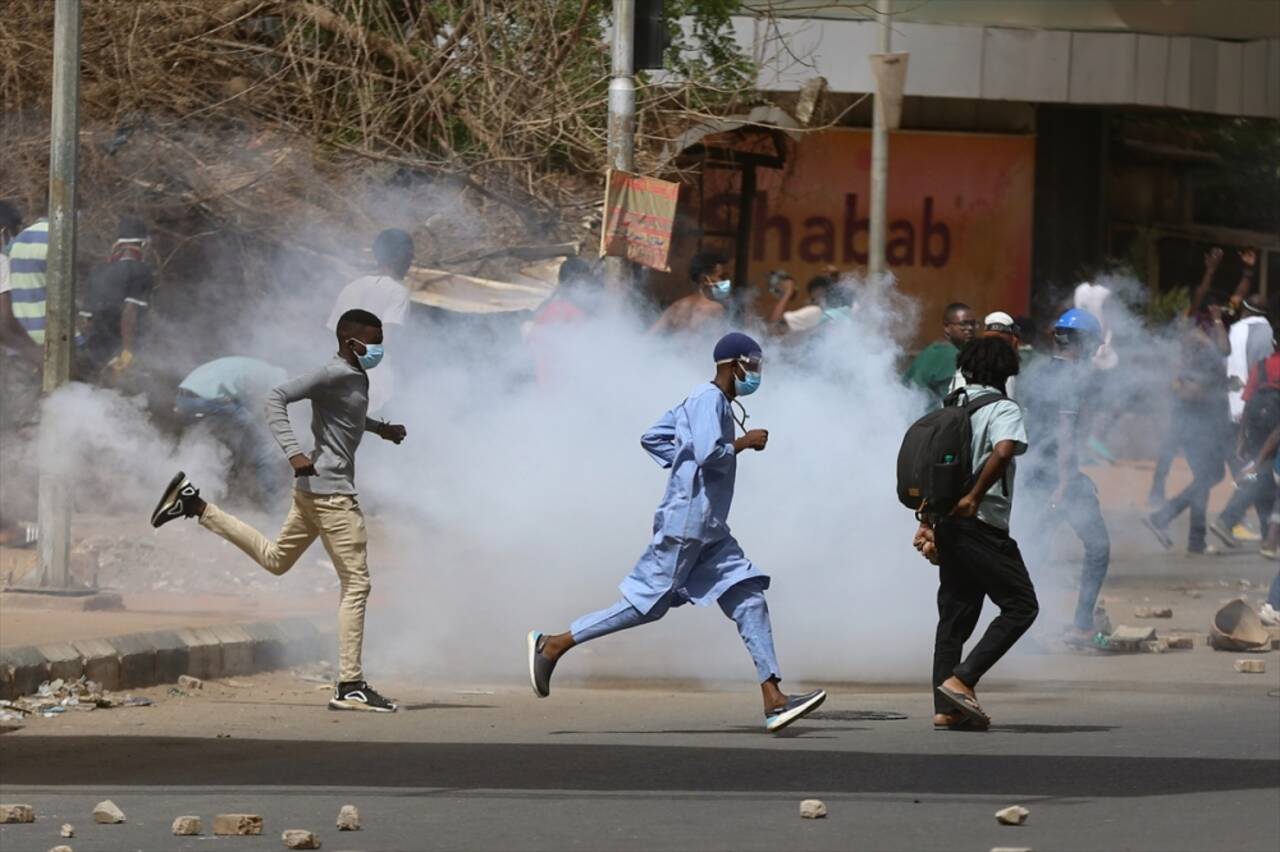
[904,302,976,407]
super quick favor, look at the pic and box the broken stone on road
[282,828,322,848]
[0,803,35,823]
[799,799,827,819]
[172,816,202,835]
[1134,606,1172,618]
[1234,659,1266,674]
[60,823,74,837]
[93,800,126,824]
[177,675,204,690]
[336,804,360,830]
[214,813,264,835]
[995,805,1030,826]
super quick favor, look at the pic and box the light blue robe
[619,382,770,614]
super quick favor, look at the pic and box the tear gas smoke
[7,222,1212,688]
[355,275,950,683]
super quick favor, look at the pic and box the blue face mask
[735,369,762,397]
[708,279,732,301]
[351,341,385,371]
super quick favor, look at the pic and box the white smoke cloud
[38,382,231,511]
[352,275,945,684]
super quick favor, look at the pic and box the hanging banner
[870,52,909,130]
[600,169,680,271]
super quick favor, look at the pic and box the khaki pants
[200,491,370,682]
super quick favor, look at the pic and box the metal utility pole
[35,0,82,589]
[868,0,891,278]
[605,0,636,288]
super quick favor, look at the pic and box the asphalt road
[2,552,1280,851]
[2,653,1278,852]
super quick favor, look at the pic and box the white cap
[984,311,1016,332]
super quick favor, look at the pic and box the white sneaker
[1259,603,1280,627]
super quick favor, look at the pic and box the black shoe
[150,471,200,528]
[329,680,397,713]
[765,689,826,733]
[527,631,557,698]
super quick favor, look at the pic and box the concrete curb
[0,616,334,700]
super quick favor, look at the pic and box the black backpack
[897,388,1006,516]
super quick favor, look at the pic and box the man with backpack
[1210,345,1280,549]
[903,337,1037,730]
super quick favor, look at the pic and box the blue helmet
[1054,308,1102,339]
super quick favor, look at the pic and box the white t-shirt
[782,304,823,333]
[1227,314,1275,422]
[326,275,411,416]
[326,275,410,330]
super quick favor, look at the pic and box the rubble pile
[0,677,152,722]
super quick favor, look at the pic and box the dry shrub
[0,0,761,269]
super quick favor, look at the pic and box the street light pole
[35,0,82,589]
[868,0,892,279]
[605,0,636,289]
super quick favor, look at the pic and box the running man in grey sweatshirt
[151,309,407,713]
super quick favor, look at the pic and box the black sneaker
[329,680,397,713]
[527,630,557,698]
[765,689,826,733]
[150,471,200,528]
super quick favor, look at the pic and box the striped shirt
[7,220,48,344]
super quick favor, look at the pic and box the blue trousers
[570,577,780,683]
[1029,472,1111,632]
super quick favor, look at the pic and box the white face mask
[708,279,732,301]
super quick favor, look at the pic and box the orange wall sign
[700,129,1035,341]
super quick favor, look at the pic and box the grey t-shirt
[265,356,378,495]
[964,384,1028,530]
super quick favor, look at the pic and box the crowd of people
[3,200,1279,727]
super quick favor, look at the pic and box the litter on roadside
[6,677,153,720]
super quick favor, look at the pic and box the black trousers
[932,517,1039,713]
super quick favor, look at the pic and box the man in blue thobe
[528,332,826,733]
